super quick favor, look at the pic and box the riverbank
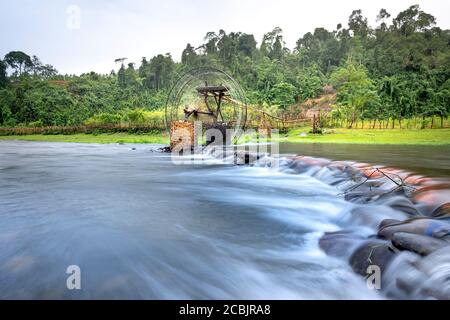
[283,128,450,145]
[0,128,449,145]
[0,132,169,144]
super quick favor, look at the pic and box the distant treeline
[0,4,448,129]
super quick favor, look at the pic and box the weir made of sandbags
[195,146,450,299]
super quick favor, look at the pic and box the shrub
[84,113,122,126]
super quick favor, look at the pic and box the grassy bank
[0,128,449,145]
[0,132,169,144]
[282,128,450,145]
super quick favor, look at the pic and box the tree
[145,54,174,90]
[125,63,138,87]
[216,30,239,66]
[331,63,379,127]
[0,4,448,130]
[238,33,257,57]
[254,57,285,104]
[117,64,126,88]
[26,55,57,78]
[426,80,450,127]
[203,32,219,55]
[261,27,285,60]
[269,82,296,110]
[181,44,198,66]
[393,5,436,36]
[296,65,324,101]
[0,59,7,88]
[295,27,341,72]
[376,9,391,32]
[348,9,369,38]
[4,51,33,76]
[378,75,418,127]
[31,55,42,76]
[138,57,148,78]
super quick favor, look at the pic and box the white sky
[1,0,449,75]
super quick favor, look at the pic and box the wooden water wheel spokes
[185,84,229,124]
[165,68,248,150]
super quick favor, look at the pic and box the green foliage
[269,82,297,110]
[0,4,448,129]
[0,60,8,88]
[296,65,324,101]
[84,109,165,127]
[84,113,122,126]
[4,51,32,76]
[121,108,165,125]
[28,119,44,127]
[331,63,379,126]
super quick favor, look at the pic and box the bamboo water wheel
[165,68,247,151]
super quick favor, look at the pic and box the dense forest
[0,4,449,129]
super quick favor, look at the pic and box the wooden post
[312,114,318,134]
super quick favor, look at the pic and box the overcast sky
[1,0,449,75]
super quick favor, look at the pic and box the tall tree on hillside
[238,33,257,57]
[146,54,174,90]
[117,64,126,88]
[270,34,284,61]
[376,8,391,32]
[125,63,138,87]
[348,9,370,38]
[181,44,197,66]
[217,30,240,66]
[39,64,57,78]
[31,55,42,76]
[0,59,8,88]
[204,32,219,55]
[139,57,149,78]
[296,27,341,72]
[29,55,57,78]
[4,51,33,76]
[393,4,436,36]
[260,27,285,61]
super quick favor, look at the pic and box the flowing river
[0,140,449,299]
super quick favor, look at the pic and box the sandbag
[378,217,450,240]
[379,219,401,229]
[349,240,397,276]
[432,203,450,218]
[391,232,448,256]
[319,231,365,258]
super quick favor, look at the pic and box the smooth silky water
[0,141,448,299]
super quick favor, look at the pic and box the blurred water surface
[0,141,447,299]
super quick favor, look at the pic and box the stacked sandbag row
[320,219,450,299]
[281,155,450,299]
[202,151,450,298]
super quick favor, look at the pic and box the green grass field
[0,128,449,145]
[281,128,450,145]
[0,132,169,144]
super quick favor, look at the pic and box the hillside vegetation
[0,5,448,130]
